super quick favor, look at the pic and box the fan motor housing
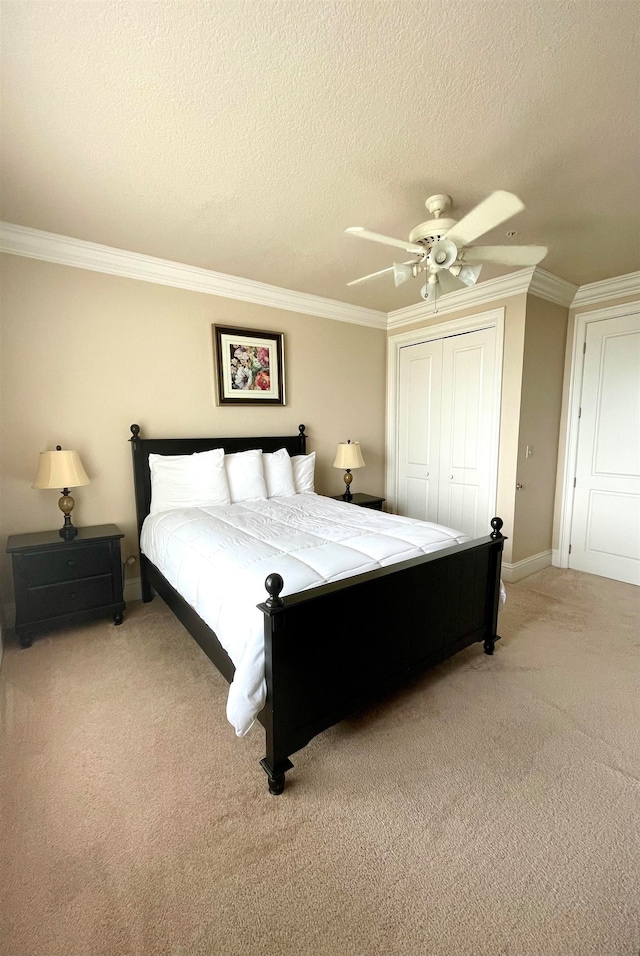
[408,217,456,246]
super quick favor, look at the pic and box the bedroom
[1,2,639,955]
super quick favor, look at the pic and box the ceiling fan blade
[347,258,418,287]
[444,191,525,248]
[345,226,424,255]
[463,244,548,266]
[347,265,394,287]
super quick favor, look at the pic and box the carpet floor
[1,567,638,956]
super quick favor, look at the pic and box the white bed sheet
[141,494,472,736]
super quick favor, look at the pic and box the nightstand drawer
[21,575,115,623]
[19,543,112,586]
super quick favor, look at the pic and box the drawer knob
[67,559,76,567]
[70,592,78,599]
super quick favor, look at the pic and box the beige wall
[512,295,568,563]
[0,254,387,608]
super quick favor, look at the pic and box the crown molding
[387,265,578,329]
[570,271,640,309]
[387,268,535,329]
[5,220,632,328]
[528,267,577,307]
[0,221,387,330]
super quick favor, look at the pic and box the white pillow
[224,449,268,502]
[149,448,230,515]
[262,448,296,497]
[291,452,316,494]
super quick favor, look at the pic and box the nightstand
[331,493,385,511]
[6,524,126,647]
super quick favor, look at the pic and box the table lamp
[333,440,365,501]
[33,446,90,539]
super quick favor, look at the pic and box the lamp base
[342,469,353,501]
[58,490,78,538]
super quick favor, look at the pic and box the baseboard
[502,550,552,583]
[4,602,15,629]
[124,576,142,603]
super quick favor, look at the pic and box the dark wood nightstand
[331,493,385,511]
[6,524,126,647]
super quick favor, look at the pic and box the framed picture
[213,325,285,405]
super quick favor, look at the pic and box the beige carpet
[1,567,638,956]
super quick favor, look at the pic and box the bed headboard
[129,423,308,540]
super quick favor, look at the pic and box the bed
[130,424,505,794]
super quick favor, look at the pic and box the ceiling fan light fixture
[392,261,414,287]
[420,273,439,301]
[457,263,483,287]
[428,238,458,269]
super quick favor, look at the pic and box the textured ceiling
[1,0,639,312]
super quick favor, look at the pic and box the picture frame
[213,325,286,406]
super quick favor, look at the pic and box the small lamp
[33,446,90,539]
[333,440,365,501]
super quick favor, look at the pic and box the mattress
[141,494,472,736]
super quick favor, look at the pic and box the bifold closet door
[437,328,497,539]
[397,327,497,538]
[397,338,443,522]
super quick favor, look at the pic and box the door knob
[449,475,453,479]
[516,482,524,490]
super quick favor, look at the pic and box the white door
[397,338,443,522]
[397,326,498,538]
[569,311,640,585]
[438,328,497,538]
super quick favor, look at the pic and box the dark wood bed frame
[130,424,505,794]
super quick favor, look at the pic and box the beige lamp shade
[333,441,366,470]
[33,448,90,490]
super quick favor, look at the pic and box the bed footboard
[258,519,504,794]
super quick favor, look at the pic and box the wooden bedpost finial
[265,573,285,609]
[130,424,140,441]
[490,516,504,538]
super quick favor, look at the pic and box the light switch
[525,445,533,458]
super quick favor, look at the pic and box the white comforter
[141,494,470,736]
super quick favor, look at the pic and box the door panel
[397,341,442,522]
[570,312,640,584]
[438,329,496,538]
[440,481,480,536]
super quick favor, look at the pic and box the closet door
[397,338,443,522]
[438,328,497,538]
[569,311,640,585]
[396,325,498,537]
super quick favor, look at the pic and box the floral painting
[213,325,285,405]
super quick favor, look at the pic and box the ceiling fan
[345,191,547,304]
